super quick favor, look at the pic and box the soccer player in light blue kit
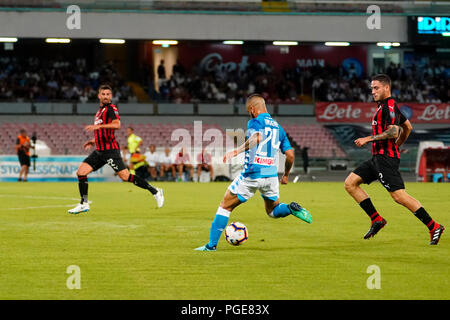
[195,94,312,251]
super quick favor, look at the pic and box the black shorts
[353,155,405,192]
[18,152,30,167]
[83,150,127,173]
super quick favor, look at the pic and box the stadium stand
[0,120,348,159]
[1,55,446,104]
[0,121,229,155]
[284,124,346,158]
[0,57,134,103]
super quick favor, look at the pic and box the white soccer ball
[224,222,248,246]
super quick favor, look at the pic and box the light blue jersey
[242,113,292,179]
[200,113,310,251]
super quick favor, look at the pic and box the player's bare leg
[389,189,421,212]
[195,190,242,251]
[77,162,94,176]
[344,173,370,203]
[219,189,242,212]
[265,198,312,223]
[345,172,387,239]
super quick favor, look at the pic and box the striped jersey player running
[195,94,312,251]
[345,74,444,245]
[68,84,164,214]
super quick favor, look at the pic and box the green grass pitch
[0,181,448,300]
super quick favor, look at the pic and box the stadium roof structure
[0,0,449,16]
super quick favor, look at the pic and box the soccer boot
[153,188,164,208]
[364,218,387,239]
[68,202,90,214]
[429,224,445,245]
[289,202,313,224]
[194,244,217,251]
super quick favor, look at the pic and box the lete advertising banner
[0,156,116,182]
[316,102,450,124]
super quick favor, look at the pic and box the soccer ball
[224,222,248,246]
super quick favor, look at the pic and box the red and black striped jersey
[93,103,120,151]
[371,97,407,159]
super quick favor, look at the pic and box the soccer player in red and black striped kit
[68,85,164,214]
[345,74,444,245]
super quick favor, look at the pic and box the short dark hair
[247,93,264,100]
[371,74,391,88]
[98,84,113,93]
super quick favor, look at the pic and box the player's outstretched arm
[281,149,294,185]
[396,119,412,147]
[354,125,400,147]
[85,119,121,132]
[223,133,262,162]
[83,139,95,150]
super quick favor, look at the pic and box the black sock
[78,175,88,204]
[359,198,382,222]
[414,207,436,231]
[128,174,158,195]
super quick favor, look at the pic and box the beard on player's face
[248,107,256,118]
[99,96,111,105]
[373,89,386,102]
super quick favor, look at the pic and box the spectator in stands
[157,59,167,90]
[0,54,447,104]
[79,88,89,104]
[175,147,194,182]
[120,146,130,169]
[128,91,138,103]
[111,90,121,105]
[0,57,133,103]
[172,59,185,76]
[159,147,176,181]
[196,148,214,182]
[144,144,160,181]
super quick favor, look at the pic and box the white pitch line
[0,194,80,201]
[0,194,92,211]
[7,204,80,211]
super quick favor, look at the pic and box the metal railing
[0,101,316,116]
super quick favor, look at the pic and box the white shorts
[228,174,279,203]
